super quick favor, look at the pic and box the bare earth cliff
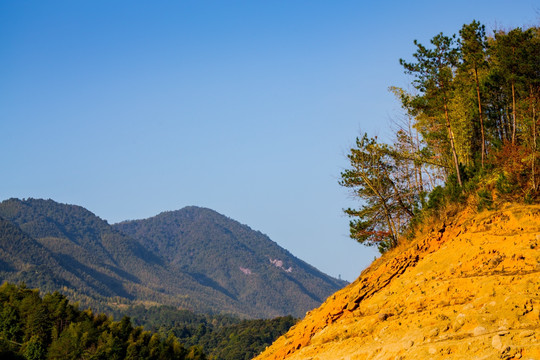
[255,205,540,360]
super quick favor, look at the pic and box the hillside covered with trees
[0,283,295,360]
[0,283,205,360]
[114,206,346,318]
[340,21,540,252]
[0,198,346,318]
[116,305,296,360]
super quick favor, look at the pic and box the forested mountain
[0,217,65,290]
[0,198,346,318]
[0,198,236,316]
[114,207,346,319]
[0,283,206,360]
[0,283,296,360]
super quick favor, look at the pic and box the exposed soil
[255,204,540,360]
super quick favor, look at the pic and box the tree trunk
[443,99,462,186]
[359,172,398,246]
[532,84,537,191]
[512,80,517,145]
[496,111,504,143]
[474,66,486,167]
[416,139,424,192]
[407,115,424,194]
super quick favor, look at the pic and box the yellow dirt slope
[254,204,540,360]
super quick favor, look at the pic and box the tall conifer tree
[400,33,463,186]
[459,20,488,167]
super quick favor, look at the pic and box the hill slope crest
[0,198,346,318]
[255,204,540,359]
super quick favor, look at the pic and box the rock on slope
[255,204,540,360]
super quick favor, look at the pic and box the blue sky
[1,1,537,282]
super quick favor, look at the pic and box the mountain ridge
[0,198,346,318]
[113,205,346,317]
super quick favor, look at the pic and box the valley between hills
[2,6,540,360]
[0,198,346,319]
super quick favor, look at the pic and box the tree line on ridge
[340,21,540,252]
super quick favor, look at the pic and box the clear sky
[1,1,538,282]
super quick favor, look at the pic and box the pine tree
[400,33,463,186]
[340,134,414,252]
[459,20,488,167]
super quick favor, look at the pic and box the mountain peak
[0,198,346,318]
[114,206,347,318]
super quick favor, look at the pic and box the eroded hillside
[255,204,540,360]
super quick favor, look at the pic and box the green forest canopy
[340,21,540,252]
[0,283,296,360]
[0,283,204,360]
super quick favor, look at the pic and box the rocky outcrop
[254,205,540,359]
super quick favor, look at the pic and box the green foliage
[0,200,332,358]
[426,186,445,211]
[206,316,296,360]
[23,335,45,360]
[0,283,205,360]
[476,189,493,211]
[0,198,346,319]
[495,172,516,195]
[400,32,463,185]
[342,21,540,252]
[117,305,296,360]
[113,206,347,318]
[340,134,416,251]
[445,173,464,203]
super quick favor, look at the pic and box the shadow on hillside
[189,272,238,301]
[54,253,134,300]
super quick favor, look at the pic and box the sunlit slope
[0,198,346,318]
[255,204,540,359]
[114,206,347,318]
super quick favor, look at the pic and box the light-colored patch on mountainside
[271,258,293,272]
[254,204,540,360]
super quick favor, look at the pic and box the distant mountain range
[0,198,346,318]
